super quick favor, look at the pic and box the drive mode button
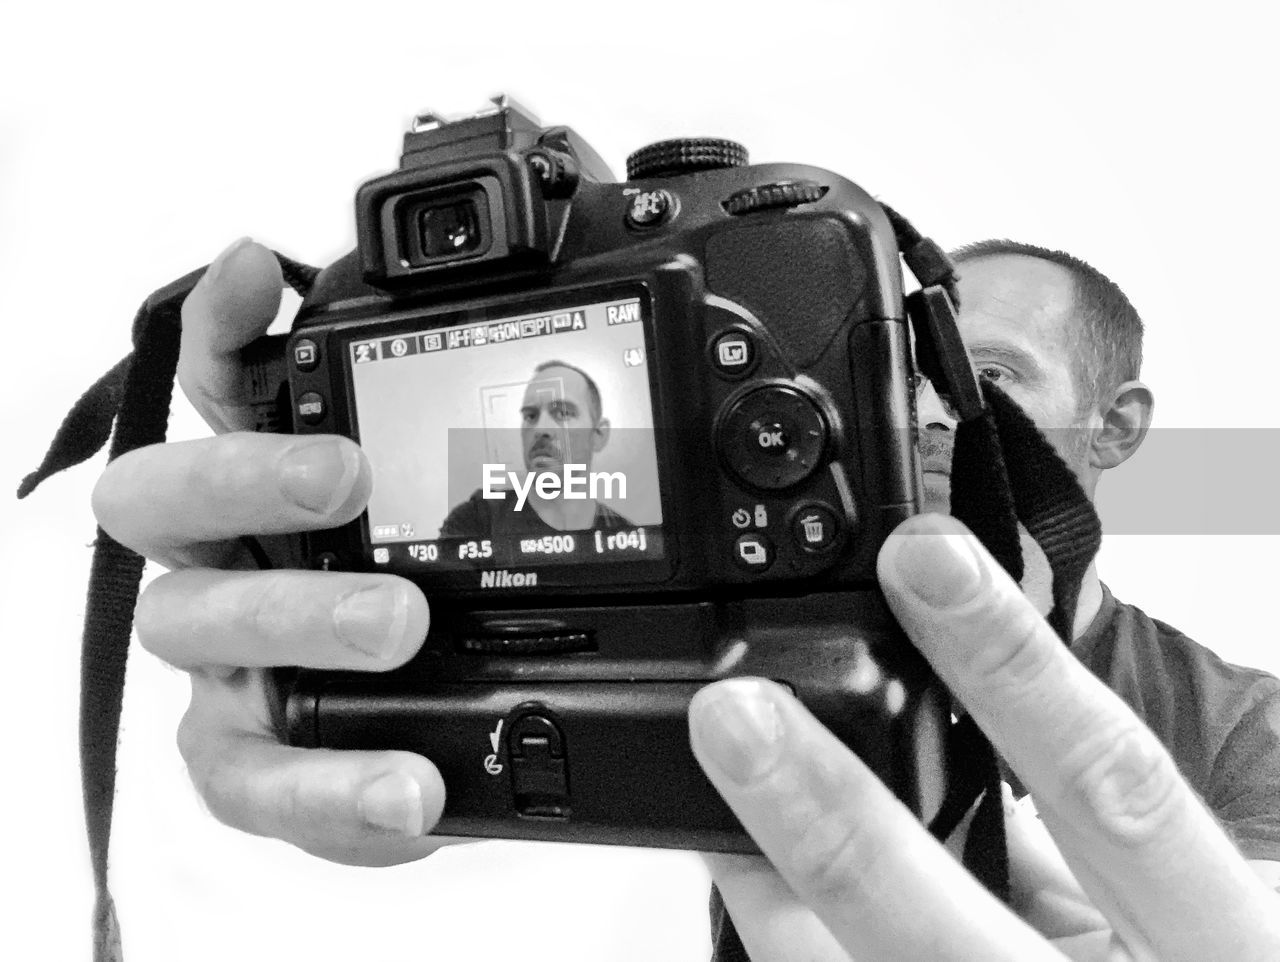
[733,532,774,571]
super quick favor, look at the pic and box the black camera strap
[17,254,319,962]
[892,208,1101,892]
[22,225,1099,962]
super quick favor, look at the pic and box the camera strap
[17,254,319,962]
[892,208,1102,893]
[22,228,1100,962]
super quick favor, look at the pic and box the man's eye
[977,365,1010,383]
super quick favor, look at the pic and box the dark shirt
[709,587,1280,960]
[1072,587,1280,861]
[438,487,633,538]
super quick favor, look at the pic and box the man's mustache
[529,437,562,459]
[918,429,953,472]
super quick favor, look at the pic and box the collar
[1070,582,1118,661]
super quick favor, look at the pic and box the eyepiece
[417,197,483,258]
[399,187,491,267]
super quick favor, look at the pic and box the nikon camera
[249,96,949,852]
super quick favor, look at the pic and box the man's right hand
[91,237,446,866]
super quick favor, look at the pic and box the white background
[3,2,1279,960]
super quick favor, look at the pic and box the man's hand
[691,514,1280,961]
[92,238,446,865]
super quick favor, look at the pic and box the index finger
[877,514,1280,959]
[92,432,369,569]
[178,237,284,433]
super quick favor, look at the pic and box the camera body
[252,98,948,851]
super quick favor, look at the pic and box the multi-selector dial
[717,384,828,491]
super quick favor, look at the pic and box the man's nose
[916,378,957,431]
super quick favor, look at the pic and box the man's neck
[1018,528,1103,640]
[529,494,597,531]
[1071,563,1103,639]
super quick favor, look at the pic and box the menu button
[296,391,326,425]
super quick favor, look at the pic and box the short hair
[531,360,603,424]
[949,239,1144,412]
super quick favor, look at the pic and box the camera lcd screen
[346,287,665,574]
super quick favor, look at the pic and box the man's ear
[592,416,612,453]
[1090,380,1153,470]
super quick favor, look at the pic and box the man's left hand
[691,514,1280,961]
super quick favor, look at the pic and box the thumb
[178,237,285,433]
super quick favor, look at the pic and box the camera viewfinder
[419,198,482,257]
[400,186,491,266]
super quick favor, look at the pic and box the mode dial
[626,138,748,180]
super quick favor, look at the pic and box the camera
[246,96,949,851]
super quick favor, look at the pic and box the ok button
[751,420,791,456]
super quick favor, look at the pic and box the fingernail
[278,439,361,515]
[1001,781,1017,818]
[358,772,424,836]
[691,680,785,787]
[204,236,253,285]
[334,584,408,659]
[889,515,984,609]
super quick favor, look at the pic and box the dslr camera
[250,96,949,850]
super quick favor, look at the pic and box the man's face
[918,254,1093,513]
[520,365,603,475]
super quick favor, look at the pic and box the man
[439,360,633,536]
[92,238,1280,960]
[919,239,1147,632]
[932,240,1280,874]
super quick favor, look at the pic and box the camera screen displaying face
[346,286,666,575]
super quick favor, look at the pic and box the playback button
[292,338,320,372]
[733,532,775,571]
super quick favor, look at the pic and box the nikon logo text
[483,463,627,511]
[480,570,538,589]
